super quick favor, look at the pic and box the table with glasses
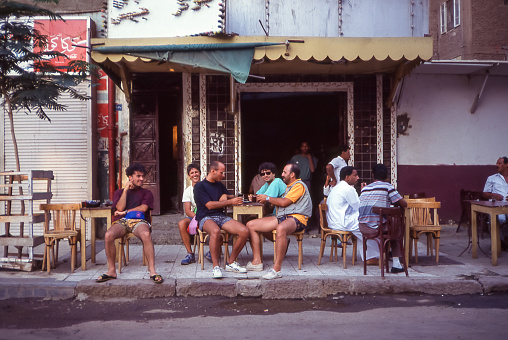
[79,206,112,270]
[470,200,508,266]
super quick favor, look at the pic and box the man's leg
[246,216,278,265]
[133,223,158,277]
[203,220,222,268]
[178,218,193,253]
[222,219,249,264]
[273,219,297,272]
[103,223,127,278]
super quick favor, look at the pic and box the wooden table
[471,200,508,266]
[79,206,112,270]
[232,202,264,254]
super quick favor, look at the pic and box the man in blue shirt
[194,161,249,279]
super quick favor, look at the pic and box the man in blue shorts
[247,163,312,279]
[194,161,249,279]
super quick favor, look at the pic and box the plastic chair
[407,201,442,263]
[317,203,357,269]
[363,206,408,278]
[40,203,81,273]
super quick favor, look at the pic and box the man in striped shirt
[358,164,407,273]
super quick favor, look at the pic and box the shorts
[113,218,151,234]
[277,215,305,232]
[199,215,233,230]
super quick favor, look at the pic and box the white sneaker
[262,268,282,280]
[212,266,223,279]
[225,261,247,273]
[246,261,264,272]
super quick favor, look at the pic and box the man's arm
[183,201,195,218]
[393,198,407,208]
[326,164,337,186]
[483,192,504,200]
[307,154,316,173]
[205,194,242,209]
[257,194,293,208]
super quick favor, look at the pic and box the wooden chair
[407,201,442,263]
[363,207,408,278]
[317,203,357,269]
[197,229,230,270]
[117,211,151,273]
[272,228,304,270]
[40,203,81,273]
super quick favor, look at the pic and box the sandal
[150,274,164,284]
[96,273,117,283]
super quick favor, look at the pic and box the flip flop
[150,274,164,284]
[96,273,117,283]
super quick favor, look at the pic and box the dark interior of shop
[240,91,347,222]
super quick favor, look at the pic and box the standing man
[194,161,249,279]
[483,156,508,247]
[246,164,312,279]
[326,145,351,187]
[326,166,373,262]
[289,141,317,190]
[97,163,163,284]
[358,163,407,273]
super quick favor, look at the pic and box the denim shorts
[113,218,151,234]
[199,215,233,230]
[277,215,305,232]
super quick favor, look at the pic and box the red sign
[34,19,88,67]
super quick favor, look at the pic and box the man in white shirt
[326,166,374,261]
[326,145,351,187]
[483,157,508,247]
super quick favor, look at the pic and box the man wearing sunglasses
[254,162,287,215]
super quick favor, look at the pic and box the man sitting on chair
[326,166,371,262]
[246,163,312,279]
[358,163,407,273]
[96,163,163,284]
[194,161,249,279]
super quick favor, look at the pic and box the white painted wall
[397,73,508,166]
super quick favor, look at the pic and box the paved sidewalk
[1,224,508,300]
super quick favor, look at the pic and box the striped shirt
[358,181,403,228]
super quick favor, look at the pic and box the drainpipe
[107,78,116,200]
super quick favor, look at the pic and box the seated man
[194,161,249,279]
[254,162,287,216]
[326,166,373,262]
[246,164,312,279]
[97,163,163,284]
[358,163,407,273]
[483,156,508,247]
[178,163,201,265]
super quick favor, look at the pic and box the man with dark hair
[97,163,163,284]
[358,163,407,273]
[246,163,312,279]
[178,163,201,265]
[326,166,370,262]
[326,145,351,187]
[289,142,317,190]
[483,157,508,247]
[254,162,287,216]
[194,161,249,279]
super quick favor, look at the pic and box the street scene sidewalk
[1,215,508,300]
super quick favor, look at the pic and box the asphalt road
[1,294,507,339]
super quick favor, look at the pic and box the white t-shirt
[329,156,348,182]
[326,180,359,231]
[484,173,508,201]
[182,185,196,217]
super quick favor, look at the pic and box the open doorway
[240,91,347,225]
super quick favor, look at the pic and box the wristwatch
[266,196,270,202]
